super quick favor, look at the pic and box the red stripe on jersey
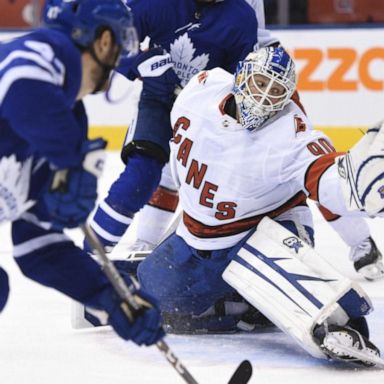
[148,186,179,212]
[291,90,307,115]
[318,204,340,222]
[219,94,233,115]
[305,152,343,201]
[183,192,307,238]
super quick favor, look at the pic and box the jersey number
[307,138,336,156]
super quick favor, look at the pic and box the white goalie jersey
[170,68,339,250]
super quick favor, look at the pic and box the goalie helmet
[42,0,138,57]
[233,47,296,131]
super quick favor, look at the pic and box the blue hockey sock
[87,153,163,251]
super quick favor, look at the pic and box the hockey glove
[336,121,384,216]
[126,47,180,100]
[90,271,165,346]
[44,138,106,229]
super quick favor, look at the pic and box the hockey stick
[228,360,253,384]
[81,224,253,384]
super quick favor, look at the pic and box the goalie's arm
[304,152,349,215]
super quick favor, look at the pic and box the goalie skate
[314,324,383,367]
[111,238,154,262]
[124,239,154,261]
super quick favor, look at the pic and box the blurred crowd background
[1,0,384,29]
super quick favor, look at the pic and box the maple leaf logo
[170,33,210,86]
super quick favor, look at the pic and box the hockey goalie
[133,46,384,367]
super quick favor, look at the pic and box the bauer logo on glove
[150,54,173,72]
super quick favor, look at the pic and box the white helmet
[233,47,296,131]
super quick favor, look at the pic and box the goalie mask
[233,47,296,131]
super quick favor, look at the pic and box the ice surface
[0,152,383,384]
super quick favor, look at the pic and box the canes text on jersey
[172,116,237,220]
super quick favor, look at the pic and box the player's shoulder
[283,103,327,143]
[188,68,233,90]
[219,0,258,26]
[222,0,257,15]
[0,29,81,101]
[4,28,80,67]
[174,68,233,110]
[283,103,313,132]
[262,102,316,144]
[128,0,175,13]
[32,28,79,60]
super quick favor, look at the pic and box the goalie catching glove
[44,138,106,229]
[336,121,384,216]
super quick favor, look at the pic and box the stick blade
[228,360,252,384]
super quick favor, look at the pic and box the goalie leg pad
[223,217,372,359]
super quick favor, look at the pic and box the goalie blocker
[223,217,380,364]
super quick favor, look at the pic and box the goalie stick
[82,224,253,384]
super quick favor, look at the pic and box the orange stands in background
[0,0,42,28]
[308,0,384,24]
[293,47,384,91]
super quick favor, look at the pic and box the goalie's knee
[0,267,10,312]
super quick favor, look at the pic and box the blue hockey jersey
[124,0,258,85]
[0,29,122,314]
[0,29,85,170]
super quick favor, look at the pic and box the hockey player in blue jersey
[85,0,259,253]
[0,0,164,346]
